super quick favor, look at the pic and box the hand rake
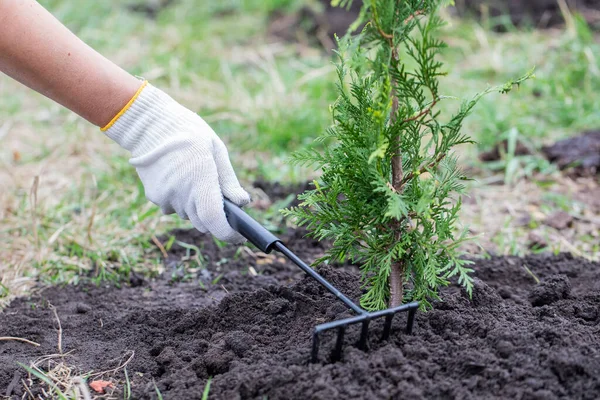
[223,199,419,363]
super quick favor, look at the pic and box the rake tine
[224,200,421,364]
[381,314,394,340]
[332,326,346,362]
[406,307,417,334]
[358,320,370,350]
[311,330,320,363]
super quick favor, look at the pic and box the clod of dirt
[529,274,571,307]
[515,212,533,227]
[126,0,175,19]
[549,348,599,384]
[479,138,532,162]
[468,278,502,307]
[544,210,574,230]
[75,302,91,314]
[542,130,600,177]
[268,0,363,50]
[528,230,548,249]
[495,339,515,358]
[224,331,254,357]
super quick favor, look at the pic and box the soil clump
[268,0,600,50]
[542,130,600,177]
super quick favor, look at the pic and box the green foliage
[284,0,530,309]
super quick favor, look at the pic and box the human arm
[0,0,141,127]
[0,0,250,242]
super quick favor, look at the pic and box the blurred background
[1,0,599,303]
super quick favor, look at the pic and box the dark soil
[126,0,175,19]
[269,0,600,49]
[479,138,533,162]
[454,0,600,29]
[268,1,363,51]
[542,130,600,177]
[2,224,600,399]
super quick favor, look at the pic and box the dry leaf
[256,258,274,266]
[89,380,114,394]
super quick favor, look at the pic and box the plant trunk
[389,46,404,308]
[390,152,404,307]
[389,261,404,307]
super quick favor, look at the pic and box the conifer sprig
[284,0,532,310]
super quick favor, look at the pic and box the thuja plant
[283,0,532,310]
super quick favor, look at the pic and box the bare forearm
[0,0,141,127]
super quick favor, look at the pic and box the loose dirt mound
[1,226,599,400]
[269,0,600,50]
[268,1,362,50]
[455,0,600,30]
[542,130,600,177]
[451,0,600,29]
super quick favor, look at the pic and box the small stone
[515,213,532,227]
[527,231,547,249]
[543,211,573,230]
[495,340,514,358]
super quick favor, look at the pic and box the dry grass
[1,81,109,294]
[15,303,135,399]
[461,174,600,261]
[0,75,176,306]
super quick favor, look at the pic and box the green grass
[442,13,600,154]
[18,362,69,400]
[202,377,212,400]
[42,1,600,161]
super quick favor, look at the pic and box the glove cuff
[100,80,148,133]
[101,81,196,156]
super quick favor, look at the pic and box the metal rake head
[222,200,420,363]
[311,301,419,363]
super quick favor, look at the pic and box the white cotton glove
[102,81,250,243]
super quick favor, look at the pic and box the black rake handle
[223,199,280,253]
[223,198,419,363]
[223,199,365,315]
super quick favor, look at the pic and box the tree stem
[390,46,404,308]
[389,262,404,307]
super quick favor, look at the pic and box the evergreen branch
[399,151,446,189]
[399,97,438,123]
[283,0,531,311]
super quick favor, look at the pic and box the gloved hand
[101,81,250,243]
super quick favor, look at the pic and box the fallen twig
[0,336,40,347]
[151,235,169,259]
[89,350,135,379]
[48,303,63,355]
